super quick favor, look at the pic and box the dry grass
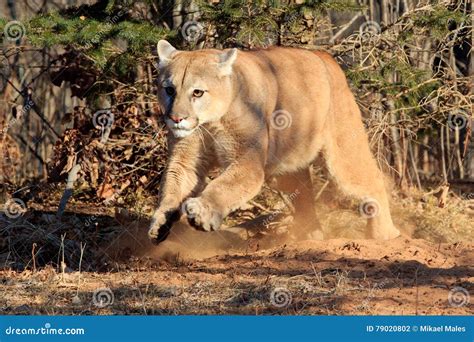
[0,182,473,315]
[0,235,472,315]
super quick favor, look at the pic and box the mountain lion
[148,40,400,244]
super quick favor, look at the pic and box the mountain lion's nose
[169,115,187,123]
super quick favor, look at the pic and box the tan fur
[148,41,400,243]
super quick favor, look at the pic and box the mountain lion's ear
[157,40,177,67]
[218,48,237,76]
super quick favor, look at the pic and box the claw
[147,210,181,244]
[148,223,172,245]
[182,198,223,232]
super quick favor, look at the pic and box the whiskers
[196,125,206,147]
[199,124,234,154]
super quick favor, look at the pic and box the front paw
[148,210,180,244]
[181,197,223,232]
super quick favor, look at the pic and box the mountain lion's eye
[192,89,205,98]
[165,87,176,96]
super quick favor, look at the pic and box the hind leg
[323,123,400,240]
[275,167,323,240]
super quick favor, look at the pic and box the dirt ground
[0,210,472,315]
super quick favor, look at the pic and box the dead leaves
[48,105,168,204]
[97,182,114,199]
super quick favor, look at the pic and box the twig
[57,163,81,217]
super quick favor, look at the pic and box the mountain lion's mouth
[165,117,198,138]
[170,127,196,138]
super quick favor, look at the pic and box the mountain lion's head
[156,40,238,138]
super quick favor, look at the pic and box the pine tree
[2,0,174,103]
[199,0,362,48]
